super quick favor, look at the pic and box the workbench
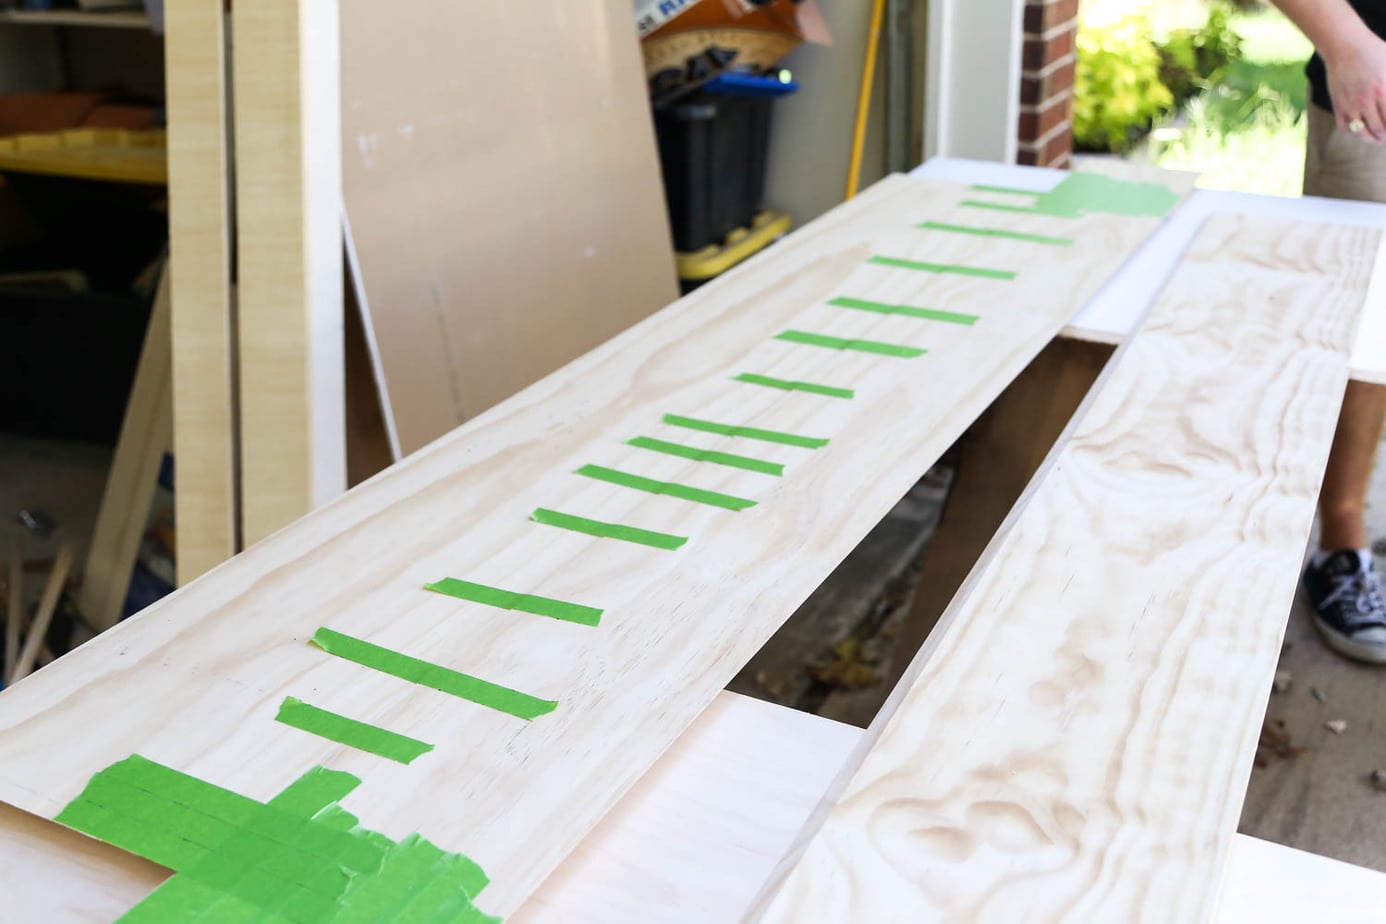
[2,158,1386,921]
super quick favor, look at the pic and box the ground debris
[1311,686,1328,704]
[1369,770,1386,792]
[754,669,796,703]
[808,638,883,690]
[1255,718,1306,768]
[1325,719,1348,735]
[1272,670,1292,694]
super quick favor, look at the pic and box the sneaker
[1303,550,1386,665]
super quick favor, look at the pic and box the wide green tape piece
[868,254,1017,280]
[311,627,558,720]
[530,506,689,550]
[827,296,977,326]
[627,435,784,476]
[968,172,1180,218]
[775,329,925,358]
[423,577,603,627]
[733,373,855,399]
[58,755,499,923]
[662,413,829,449]
[576,464,757,511]
[275,697,434,765]
[918,219,1073,246]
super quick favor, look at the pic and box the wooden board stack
[0,168,1193,919]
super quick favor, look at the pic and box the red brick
[1017,147,1042,166]
[1017,91,1073,144]
[1020,56,1076,106]
[1018,120,1075,166]
[1023,0,1080,34]
[1022,26,1076,71]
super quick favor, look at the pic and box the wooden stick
[4,539,21,682]
[10,546,72,686]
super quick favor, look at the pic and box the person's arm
[1273,0,1386,142]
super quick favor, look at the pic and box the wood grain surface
[0,172,1184,918]
[756,213,1377,923]
[341,0,678,454]
[165,0,236,582]
[233,0,345,545]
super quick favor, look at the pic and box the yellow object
[846,0,886,200]
[0,129,167,185]
[676,210,792,281]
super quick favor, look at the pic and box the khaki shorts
[1304,101,1386,203]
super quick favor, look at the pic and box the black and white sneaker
[1303,550,1386,665]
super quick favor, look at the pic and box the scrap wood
[9,545,72,685]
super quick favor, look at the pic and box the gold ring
[1349,117,1367,134]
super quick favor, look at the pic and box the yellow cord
[846,0,887,200]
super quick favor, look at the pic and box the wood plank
[754,213,1377,922]
[2,692,1382,922]
[340,0,679,454]
[165,0,236,582]
[0,171,1187,919]
[9,545,72,684]
[75,275,171,632]
[232,0,345,545]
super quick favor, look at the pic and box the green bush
[1158,4,1243,103]
[1074,15,1174,153]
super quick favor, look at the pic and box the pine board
[233,0,345,545]
[340,0,679,455]
[756,213,1377,923]
[165,0,236,582]
[0,171,1185,918]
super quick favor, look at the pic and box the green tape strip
[918,219,1073,246]
[627,435,784,476]
[311,627,557,720]
[868,254,1017,280]
[424,577,603,627]
[775,329,925,358]
[662,413,828,449]
[576,464,757,511]
[968,172,1180,218]
[969,182,1036,196]
[531,506,689,550]
[733,373,855,399]
[274,697,434,765]
[59,755,499,923]
[959,198,1050,216]
[827,296,977,326]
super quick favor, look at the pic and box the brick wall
[1018,0,1078,167]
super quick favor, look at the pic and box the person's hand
[1324,30,1386,143]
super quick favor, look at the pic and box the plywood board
[233,0,345,545]
[75,274,171,632]
[0,171,1186,919]
[165,0,236,581]
[341,0,679,455]
[755,213,1376,923]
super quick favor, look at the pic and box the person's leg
[1300,102,1386,663]
[1318,381,1386,552]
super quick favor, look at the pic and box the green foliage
[1157,4,1243,103]
[1074,15,1174,153]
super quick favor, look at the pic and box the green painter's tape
[868,255,1017,280]
[627,436,784,476]
[275,697,434,765]
[775,329,925,358]
[311,627,558,720]
[424,577,603,627]
[733,373,855,399]
[918,220,1073,246]
[576,464,757,511]
[531,507,689,550]
[959,198,1051,216]
[827,296,977,326]
[57,755,499,923]
[662,413,829,449]
[968,172,1180,218]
